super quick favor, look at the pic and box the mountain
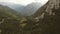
[0,0,60,34]
[0,2,42,16]
[30,0,60,34]
[0,5,22,20]
[21,2,42,16]
[32,0,60,17]
[0,5,23,34]
[0,2,25,12]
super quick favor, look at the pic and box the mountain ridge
[21,2,42,16]
[0,2,42,16]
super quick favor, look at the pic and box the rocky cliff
[0,0,60,34]
[33,0,60,17]
[29,0,60,34]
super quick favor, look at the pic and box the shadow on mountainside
[0,0,60,34]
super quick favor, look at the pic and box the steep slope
[27,0,60,34]
[0,2,42,16]
[21,2,42,16]
[0,0,60,34]
[20,0,60,34]
[0,5,23,20]
[32,0,60,17]
[0,5,24,34]
[0,2,25,12]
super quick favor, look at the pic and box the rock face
[33,0,60,17]
[0,0,60,34]
[30,0,60,34]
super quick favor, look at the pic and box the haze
[0,0,48,16]
[0,0,48,6]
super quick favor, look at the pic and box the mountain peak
[32,0,60,17]
[21,2,42,16]
[0,2,44,16]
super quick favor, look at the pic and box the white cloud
[0,0,48,5]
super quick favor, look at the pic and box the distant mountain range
[0,2,25,12]
[22,2,42,16]
[0,2,42,16]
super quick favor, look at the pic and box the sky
[0,0,48,6]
